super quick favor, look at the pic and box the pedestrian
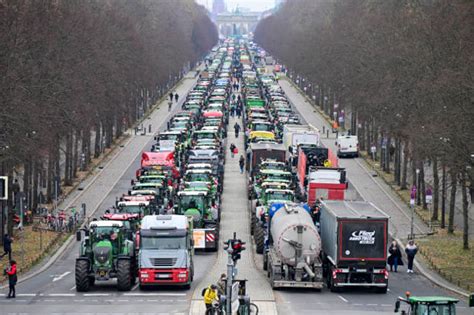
[203,284,218,310]
[168,100,172,112]
[169,92,174,102]
[175,93,179,103]
[239,155,245,173]
[405,240,418,273]
[216,273,227,296]
[236,106,241,118]
[230,144,236,158]
[234,122,241,138]
[5,260,17,298]
[2,234,12,261]
[387,240,403,272]
[230,104,235,117]
[232,94,236,102]
[233,146,238,157]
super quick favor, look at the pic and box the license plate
[157,274,170,279]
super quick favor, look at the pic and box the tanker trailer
[264,203,324,289]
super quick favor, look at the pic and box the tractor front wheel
[117,259,132,291]
[75,259,91,292]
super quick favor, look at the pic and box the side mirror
[76,231,81,242]
[394,300,400,312]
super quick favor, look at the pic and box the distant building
[216,7,260,38]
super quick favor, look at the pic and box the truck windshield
[141,236,186,250]
[118,205,143,214]
[267,191,294,201]
[179,195,205,211]
[415,304,456,315]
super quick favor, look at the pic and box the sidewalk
[7,70,201,286]
[279,76,471,297]
[189,94,277,314]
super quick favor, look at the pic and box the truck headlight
[141,273,149,278]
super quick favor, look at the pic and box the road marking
[43,299,56,302]
[52,271,71,282]
[123,293,186,296]
[366,304,378,306]
[353,303,363,306]
[17,293,36,297]
[70,285,76,291]
[48,293,75,297]
[338,295,348,303]
[83,293,110,296]
[381,304,393,307]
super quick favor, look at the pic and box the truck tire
[250,212,255,235]
[254,224,264,254]
[263,252,268,271]
[75,259,91,292]
[117,259,132,291]
[375,286,388,294]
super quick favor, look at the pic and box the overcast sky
[196,0,276,12]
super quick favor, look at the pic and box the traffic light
[0,176,7,200]
[231,239,246,262]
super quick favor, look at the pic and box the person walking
[2,234,12,261]
[234,122,241,138]
[405,240,418,273]
[203,284,218,310]
[175,93,179,103]
[5,260,17,298]
[239,155,245,174]
[216,273,227,296]
[387,240,403,272]
[236,106,241,119]
[230,144,236,158]
[168,100,172,112]
[169,92,174,102]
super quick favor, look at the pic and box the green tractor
[75,220,136,292]
[394,292,459,315]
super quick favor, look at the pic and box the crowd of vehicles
[71,38,463,312]
[74,41,235,291]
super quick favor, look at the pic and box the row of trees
[0,0,217,235]
[255,0,473,248]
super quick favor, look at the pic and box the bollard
[322,126,325,134]
[326,130,329,138]
[149,124,152,133]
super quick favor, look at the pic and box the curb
[283,74,472,299]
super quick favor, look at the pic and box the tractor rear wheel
[254,223,264,254]
[75,259,91,292]
[117,259,132,291]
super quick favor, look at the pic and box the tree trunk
[32,160,39,210]
[441,162,447,229]
[432,157,439,221]
[94,121,101,158]
[461,171,469,249]
[447,170,457,234]
[401,141,409,190]
[420,164,427,210]
[394,138,401,185]
[72,130,78,178]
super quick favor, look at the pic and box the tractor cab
[176,190,217,226]
[395,293,459,315]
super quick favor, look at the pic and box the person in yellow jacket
[323,159,332,168]
[204,284,218,310]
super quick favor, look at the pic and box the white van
[336,135,359,157]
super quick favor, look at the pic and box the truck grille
[150,258,177,267]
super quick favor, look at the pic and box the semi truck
[264,203,324,289]
[283,124,320,159]
[138,215,194,289]
[319,200,390,293]
[306,167,347,206]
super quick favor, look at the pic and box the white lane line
[17,293,36,297]
[123,293,186,296]
[52,271,71,282]
[366,304,378,306]
[83,293,110,296]
[47,293,75,297]
[147,299,159,302]
[70,285,76,291]
[353,303,363,306]
[338,295,348,303]
[44,299,56,302]
[381,304,393,307]
[117,299,129,302]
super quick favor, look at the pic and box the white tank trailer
[264,203,324,289]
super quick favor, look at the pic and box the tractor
[75,220,136,292]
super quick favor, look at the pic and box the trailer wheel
[254,224,264,254]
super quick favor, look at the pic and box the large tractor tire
[254,223,264,254]
[75,259,91,292]
[117,259,132,291]
[250,211,255,236]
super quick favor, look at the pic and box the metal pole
[226,252,233,314]
[410,204,414,240]
[19,194,23,229]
